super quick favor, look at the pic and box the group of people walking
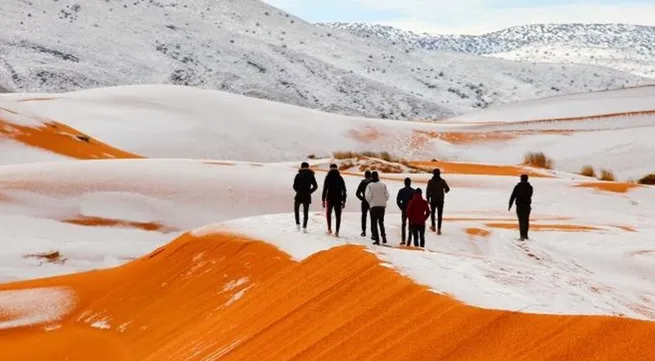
[293,161,534,247]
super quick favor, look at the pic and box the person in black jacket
[396,177,415,245]
[509,174,534,241]
[355,171,372,237]
[322,164,347,237]
[293,162,318,232]
[426,168,450,235]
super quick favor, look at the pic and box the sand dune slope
[1,232,654,361]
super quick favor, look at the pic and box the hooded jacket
[365,179,389,208]
[293,168,318,203]
[322,169,347,204]
[406,193,431,225]
[509,180,533,208]
[396,185,414,211]
[426,176,450,204]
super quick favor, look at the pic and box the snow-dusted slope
[448,85,655,122]
[323,23,655,78]
[0,1,650,120]
[2,85,438,161]
[3,84,654,179]
[1,159,654,319]
[441,86,655,179]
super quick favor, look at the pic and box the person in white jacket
[365,171,390,245]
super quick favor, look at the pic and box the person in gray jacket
[365,171,390,245]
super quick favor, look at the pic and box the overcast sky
[262,0,655,34]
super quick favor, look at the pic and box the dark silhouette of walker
[508,174,534,241]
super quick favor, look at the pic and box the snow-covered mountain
[0,2,650,121]
[321,23,655,78]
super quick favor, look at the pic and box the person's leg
[410,226,419,247]
[302,202,310,228]
[517,206,527,239]
[526,206,531,239]
[334,202,342,235]
[294,200,301,226]
[419,225,426,248]
[361,202,369,236]
[379,207,387,243]
[401,209,407,244]
[430,202,437,231]
[437,201,444,234]
[326,201,333,232]
[370,207,380,242]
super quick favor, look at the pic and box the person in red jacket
[405,188,431,248]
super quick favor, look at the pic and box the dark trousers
[517,205,531,239]
[326,201,342,233]
[294,200,310,228]
[370,206,386,242]
[401,209,412,243]
[410,225,426,247]
[361,201,370,233]
[430,201,444,230]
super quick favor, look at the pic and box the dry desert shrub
[638,173,655,185]
[598,169,616,181]
[522,152,554,169]
[579,165,596,177]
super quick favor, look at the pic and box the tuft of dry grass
[638,173,655,185]
[338,160,354,171]
[25,251,66,264]
[598,169,616,181]
[307,154,316,160]
[522,152,554,169]
[579,165,596,177]
[333,150,355,160]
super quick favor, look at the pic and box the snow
[90,320,111,330]
[0,99,47,127]
[1,1,650,120]
[225,289,250,307]
[448,85,655,122]
[1,82,655,322]
[223,278,249,292]
[0,287,75,330]
[1,153,654,320]
[0,138,70,166]
[5,85,437,161]
[324,22,655,79]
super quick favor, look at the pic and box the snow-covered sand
[3,84,654,180]
[2,158,654,320]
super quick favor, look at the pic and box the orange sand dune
[62,216,177,233]
[575,182,640,193]
[409,161,551,178]
[486,223,603,232]
[2,232,654,360]
[0,117,142,160]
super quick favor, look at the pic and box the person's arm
[443,179,450,194]
[356,181,365,201]
[341,177,347,206]
[426,180,432,203]
[293,174,299,192]
[508,185,518,211]
[424,201,431,221]
[396,189,403,209]
[384,184,390,202]
[310,174,318,194]
[365,183,372,204]
[528,184,534,198]
[322,176,328,206]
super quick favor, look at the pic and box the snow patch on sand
[0,287,75,330]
